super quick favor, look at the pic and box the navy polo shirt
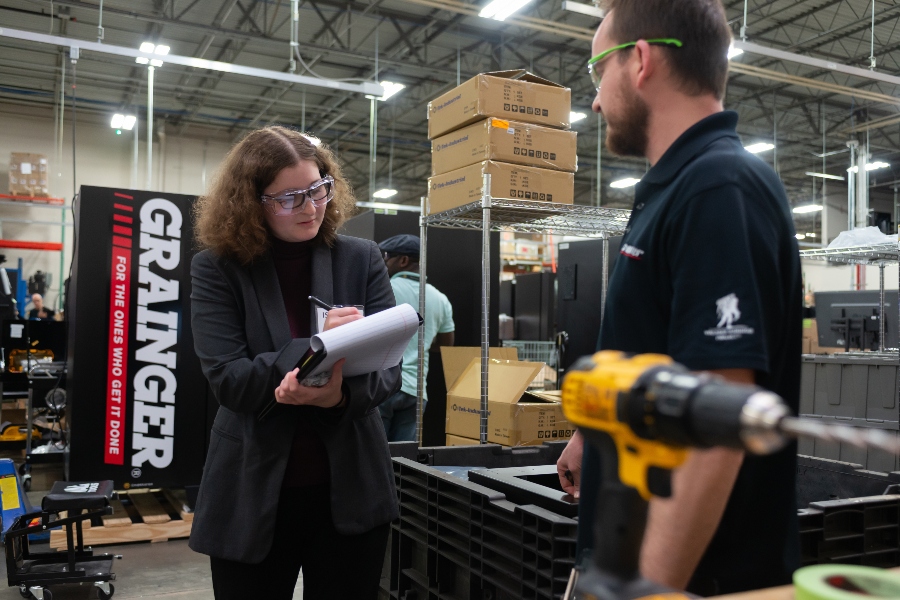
[600,111,802,595]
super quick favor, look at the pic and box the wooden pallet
[49,489,193,549]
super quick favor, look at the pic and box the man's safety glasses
[587,38,683,91]
[260,176,335,216]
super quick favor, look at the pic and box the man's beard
[604,80,649,158]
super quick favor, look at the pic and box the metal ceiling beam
[729,61,900,105]
[840,113,900,133]
[733,40,900,88]
[0,26,383,96]
[395,0,595,41]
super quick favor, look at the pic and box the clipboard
[256,304,422,421]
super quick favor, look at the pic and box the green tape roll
[794,565,900,600]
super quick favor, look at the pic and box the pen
[308,295,335,311]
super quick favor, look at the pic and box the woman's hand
[323,306,363,331]
[275,359,346,408]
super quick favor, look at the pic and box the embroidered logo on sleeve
[620,244,645,260]
[704,293,755,341]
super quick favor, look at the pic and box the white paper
[307,303,419,378]
[20,163,32,175]
[314,307,329,333]
[10,324,23,339]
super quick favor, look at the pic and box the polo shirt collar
[640,111,740,186]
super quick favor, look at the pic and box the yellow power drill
[561,350,793,600]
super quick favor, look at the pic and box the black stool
[5,480,120,600]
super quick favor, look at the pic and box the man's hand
[323,306,363,331]
[275,359,345,408]
[557,430,584,498]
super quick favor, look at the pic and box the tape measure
[794,565,900,599]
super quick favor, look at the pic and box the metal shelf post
[480,174,492,444]
[416,196,428,445]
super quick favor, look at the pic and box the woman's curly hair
[194,126,356,264]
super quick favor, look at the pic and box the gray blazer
[187,235,401,563]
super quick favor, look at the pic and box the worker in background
[378,234,454,442]
[189,127,400,600]
[28,293,55,320]
[556,0,801,595]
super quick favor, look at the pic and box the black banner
[66,186,208,489]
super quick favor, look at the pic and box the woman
[189,126,400,599]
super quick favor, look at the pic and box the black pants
[209,485,390,600]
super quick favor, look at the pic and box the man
[28,293,55,320]
[556,0,801,595]
[378,234,455,442]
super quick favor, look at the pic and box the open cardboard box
[442,347,574,447]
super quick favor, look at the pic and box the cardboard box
[432,118,578,176]
[427,70,571,139]
[427,160,574,214]
[445,434,480,446]
[443,348,574,447]
[8,152,49,197]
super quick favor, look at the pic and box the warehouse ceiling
[0,0,899,237]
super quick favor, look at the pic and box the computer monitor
[814,290,899,351]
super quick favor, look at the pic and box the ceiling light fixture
[795,233,806,239]
[570,111,587,124]
[561,1,604,18]
[847,161,890,173]
[806,172,845,181]
[745,142,775,154]
[727,44,743,60]
[610,177,640,189]
[110,114,136,131]
[792,204,824,214]
[137,42,167,66]
[373,188,398,199]
[479,0,534,21]
[366,81,405,102]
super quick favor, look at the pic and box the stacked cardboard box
[441,347,574,447]
[8,153,49,197]
[426,70,576,214]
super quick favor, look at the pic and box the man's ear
[398,255,411,269]
[632,39,656,89]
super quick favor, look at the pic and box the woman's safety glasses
[260,175,335,216]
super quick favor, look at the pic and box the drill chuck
[627,366,790,455]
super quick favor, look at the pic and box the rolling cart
[5,480,120,600]
[18,361,67,492]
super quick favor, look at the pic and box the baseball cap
[378,234,420,258]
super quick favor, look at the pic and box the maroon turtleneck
[270,236,330,488]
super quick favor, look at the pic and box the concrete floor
[0,539,216,599]
[0,460,304,599]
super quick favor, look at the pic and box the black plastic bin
[382,444,576,600]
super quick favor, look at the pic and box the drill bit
[778,417,900,455]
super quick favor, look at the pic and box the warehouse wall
[0,103,232,313]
